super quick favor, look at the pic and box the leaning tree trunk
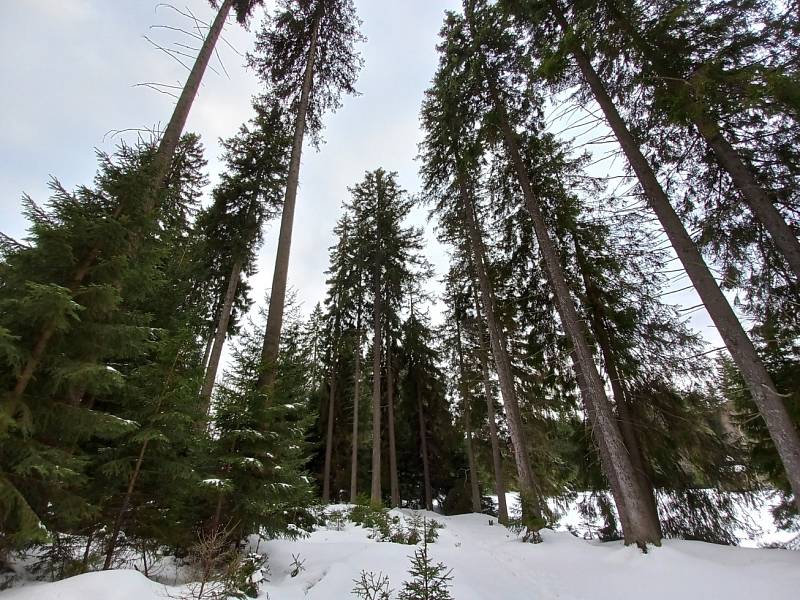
[695,121,800,281]
[472,287,509,524]
[489,84,661,546]
[460,180,543,524]
[198,256,242,417]
[258,16,321,394]
[574,243,661,534]
[549,1,800,514]
[456,316,482,514]
[386,346,401,508]
[603,0,800,281]
[9,0,235,403]
[417,379,434,511]
[350,322,363,503]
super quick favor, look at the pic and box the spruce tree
[249,0,364,392]
[503,0,800,515]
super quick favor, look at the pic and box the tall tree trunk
[696,123,800,281]
[258,16,321,393]
[350,321,363,503]
[472,287,509,524]
[549,1,800,514]
[459,181,542,523]
[198,257,242,417]
[386,346,400,507]
[574,244,661,534]
[322,374,337,503]
[8,0,234,403]
[370,316,382,505]
[200,327,215,373]
[456,316,482,513]
[417,380,433,511]
[146,0,234,211]
[488,82,661,546]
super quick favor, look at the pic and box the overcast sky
[0,0,459,321]
[1,0,730,355]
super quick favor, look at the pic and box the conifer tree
[587,0,800,281]
[250,0,364,393]
[398,520,454,600]
[195,96,293,416]
[6,0,264,402]
[202,299,317,543]
[503,0,800,515]
[0,134,208,561]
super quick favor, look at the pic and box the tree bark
[258,15,321,394]
[350,320,363,503]
[200,327,215,373]
[8,0,234,402]
[460,181,542,522]
[322,375,337,503]
[574,244,661,534]
[549,0,800,515]
[370,206,383,505]
[472,288,509,524]
[386,345,400,507]
[198,257,242,417]
[417,381,433,511]
[456,316,482,513]
[488,81,661,545]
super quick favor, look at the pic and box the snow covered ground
[3,501,798,600]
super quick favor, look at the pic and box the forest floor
[3,494,799,599]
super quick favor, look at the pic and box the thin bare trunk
[370,312,382,504]
[102,351,181,568]
[417,382,433,511]
[350,322,363,503]
[456,317,481,513]
[82,531,94,569]
[470,287,509,523]
[370,173,384,505]
[199,257,242,417]
[550,1,800,514]
[322,375,337,503]
[103,439,150,570]
[460,182,542,520]
[387,347,400,507]
[258,16,321,393]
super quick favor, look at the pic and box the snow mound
[1,569,165,600]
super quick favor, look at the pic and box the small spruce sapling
[398,519,453,600]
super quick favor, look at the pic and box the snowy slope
[4,507,798,600]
